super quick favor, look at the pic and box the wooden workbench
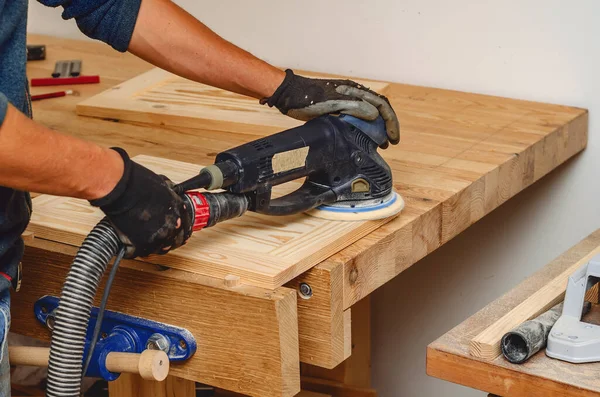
[427,230,600,397]
[13,34,588,397]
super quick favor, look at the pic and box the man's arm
[127,0,399,144]
[0,104,122,199]
[0,103,188,257]
[129,0,285,99]
[42,0,399,144]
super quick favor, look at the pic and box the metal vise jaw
[35,296,197,380]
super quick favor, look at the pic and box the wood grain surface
[28,155,397,290]
[285,261,352,368]
[76,68,389,135]
[301,296,372,387]
[26,34,588,300]
[427,229,600,397]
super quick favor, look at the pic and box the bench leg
[301,296,377,395]
[108,373,195,397]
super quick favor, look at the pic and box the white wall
[27,1,600,396]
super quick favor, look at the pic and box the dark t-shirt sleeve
[37,0,142,52]
[0,92,8,128]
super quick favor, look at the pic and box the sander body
[176,114,403,232]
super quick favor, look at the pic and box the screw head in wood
[299,283,313,299]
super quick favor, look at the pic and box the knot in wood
[349,267,359,285]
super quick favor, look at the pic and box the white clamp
[547,253,600,363]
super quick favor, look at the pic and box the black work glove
[90,148,192,258]
[260,69,400,147]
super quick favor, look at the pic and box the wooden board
[470,245,600,360]
[76,68,390,135]
[427,229,600,397]
[301,296,372,386]
[28,155,397,290]
[286,262,352,368]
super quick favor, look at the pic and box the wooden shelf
[427,229,600,397]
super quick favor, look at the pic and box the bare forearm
[129,0,285,99]
[0,105,123,200]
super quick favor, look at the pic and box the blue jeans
[0,290,10,396]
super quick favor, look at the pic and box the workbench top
[427,230,600,397]
[16,34,588,397]
[26,35,588,299]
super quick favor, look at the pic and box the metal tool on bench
[31,60,100,87]
[546,254,600,363]
[45,114,403,397]
[52,60,82,78]
[501,301,591,364]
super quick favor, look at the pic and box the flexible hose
[46,219,120,397]
[81,246,125,385]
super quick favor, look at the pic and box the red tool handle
[185,192,211,231]
[31,75,100,87]
[31,91,68,101]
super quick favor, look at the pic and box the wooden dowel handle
[106,350,169,381]
[8,346,48,367]
[8,346,169,381]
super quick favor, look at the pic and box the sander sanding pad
[306,191,405,221]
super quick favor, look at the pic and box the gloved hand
[261,69,400,147]
[90,148,192,258]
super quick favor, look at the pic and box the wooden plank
[585,282,599,304]
[108,374,196,397]
[427,348,599,397]
[339,296,372,388]
[76,68,390,136]
[427,229,600,397]
[286,261,351,368]
[28,155,398,290]
[13,240,300,397]
[470,245,600,360]
[301,296,372,387]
